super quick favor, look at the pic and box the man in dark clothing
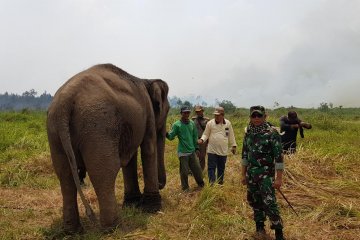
[192,105,209,170]
[279,111,312,154]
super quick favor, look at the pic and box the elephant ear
[149,80,169,117]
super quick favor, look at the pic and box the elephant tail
[57,113,98,225]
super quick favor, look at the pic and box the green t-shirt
[166,119,199,153]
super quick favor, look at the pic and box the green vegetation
[0,111,55,189]
[0,108,359,239]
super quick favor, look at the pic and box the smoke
[276,0,360,107]
[1,1,359,108]
[192,0,360,108]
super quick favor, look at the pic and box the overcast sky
[1,0,359,108]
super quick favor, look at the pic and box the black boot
[275,229,285,240]
[256,222,265,234]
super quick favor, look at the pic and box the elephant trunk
[157,124,167,189]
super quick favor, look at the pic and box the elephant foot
[141,192,161,213]
[63,223,84,235]
[123,192,143,208]
[101,217,120,233]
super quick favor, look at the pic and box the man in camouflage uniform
[192,105,210,170]
[241,106,285,240]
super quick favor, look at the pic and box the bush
[218,100,236,113]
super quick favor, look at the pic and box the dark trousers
[179,153,204,190]
[207,153,227,184]
[282,140,297,154]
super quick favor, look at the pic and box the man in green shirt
[166,106,204,191]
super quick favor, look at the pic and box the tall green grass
[0,111,49,163]
[0,108,359,239]
[0,111,54,188]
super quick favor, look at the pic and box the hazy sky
[1,0,359,108]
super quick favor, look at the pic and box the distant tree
[182,100,193,108]
[217,99,236,113]
[318,102,329,111]
[168,95,209,109]
[201,101,208,107]
[273,101,280,108]
[168,96,181,108]
[176,99,183,107]
[22,89,37,97]
[0,90,52,111]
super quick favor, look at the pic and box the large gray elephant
[47,64,170,233]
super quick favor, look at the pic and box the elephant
[46,63,170,233]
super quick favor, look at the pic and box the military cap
[250,105,265,115]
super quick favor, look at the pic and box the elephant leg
[50,145,83,234]
[122,151,142,207]
[140,133,161,213]
[157,133,166,189]
[59,177,83,234]
[82,141,120,231]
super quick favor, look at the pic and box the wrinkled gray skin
[47,64,169,233]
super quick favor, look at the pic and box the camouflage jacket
[192,116,210,139]
[241,123,284,183]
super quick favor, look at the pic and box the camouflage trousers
[247,177,283,229]
[198,140,208,171]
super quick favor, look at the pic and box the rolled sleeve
[272,132,284,166]
[228,123,237,147]
[275,162,284,170]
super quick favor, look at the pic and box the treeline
[168,96,237,113]
[1,90,347,114]
[0,89,52,111]
[0,91,237,113]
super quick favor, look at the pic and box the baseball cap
[250,105,265,115]
[180,106,191,113]
[213,107,225,115]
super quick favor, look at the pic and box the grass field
[0,108,359,239]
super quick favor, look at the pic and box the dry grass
[278,149,360,240]
[1,149,359,239]
[1,111,360,239]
